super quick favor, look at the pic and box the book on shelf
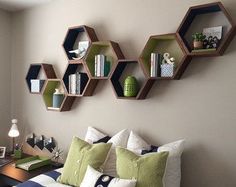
[150,53,162,77]
[94,54,111,77]
[68,72,88,95]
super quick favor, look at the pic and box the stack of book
[94,54,111,77]
[68,72,88,95]
[150,53,162,77]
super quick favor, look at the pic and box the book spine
[70,74,76,94]
[95,55,97,77]
[69,75,71,94]
[76,72,81,95]
[156,53,162,77]
[100,55,105,77]
[97,55,101,77]
[150,53,156,77]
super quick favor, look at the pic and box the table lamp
[8,119,19,153]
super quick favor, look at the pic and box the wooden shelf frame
[139,33,192,80]
[25,63,57,94]
[84,41,125,79]
[110,60,150,100]
[42,79,75,112]
[177,2,236,56]
[62,62,98,97]
[62,25,99,63]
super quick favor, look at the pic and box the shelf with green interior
[110,60,151,100]
[84,41,125,79]
[25,63,57,94]
[139,33,191,80]
[62,25,99,63]
[62,62,98,97]
[177,2,236,57]
[42,79,75,112]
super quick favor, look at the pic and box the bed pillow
[85,127,130,176]
[58,137,112,187]
[127,131,185,187]
[80,165,136,187]
[116,147,168,187]
[85,126,111,144]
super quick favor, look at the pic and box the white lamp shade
[8,124,19,137]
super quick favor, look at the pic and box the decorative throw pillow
[80,165,136,187]
[58,137,112,187]
[116,147,168,187]
[127,131,185,187]
[85,127,130,176]
[85,126,111,144]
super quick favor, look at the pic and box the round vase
[124,76,138,97]
[53,89,64,108]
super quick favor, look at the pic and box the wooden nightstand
[0,155,62,186]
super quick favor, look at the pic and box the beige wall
[0,9,11,147]
[9,0,236,186]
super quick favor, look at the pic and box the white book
[70,74,76,94]
[95,55,98,77]
[97,55,101,77]
[150,53,156,77]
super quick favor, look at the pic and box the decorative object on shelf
[69,41,89,60]
[0,147,6,158]
[44,137,56,152]
[53,89,64,108]
[8,119,20,154]
[192,33,206,50]
[30,79,45,93]
[202,26,222,49]
[124,76,138,97]
[14,144,23,159]
[26,133,35,148]
[35,136,44,150]
[51,147,63,167]
[161,53,175,77]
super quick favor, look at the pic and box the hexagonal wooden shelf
[110,60,151,99]
[42,79,75,112]
[177,2,236,56]
[62,25,98,63]
[139,33,192,80]
[62,62,98,97]
[84,41,125,79]
[25,63,57,94]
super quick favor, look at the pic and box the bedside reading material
[15,156,51,171]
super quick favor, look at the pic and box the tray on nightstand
[15,156,51,171]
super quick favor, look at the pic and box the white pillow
[127,131,185,187]
[85,126,109,144]
[85,127,130,176]
[80,165,136,187]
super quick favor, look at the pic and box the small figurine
[51,147,63,167]
[162,53,175,65]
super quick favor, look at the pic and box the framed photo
[0,147,6,158]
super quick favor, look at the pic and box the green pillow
[116,147,168,187]
[58,136,112,186]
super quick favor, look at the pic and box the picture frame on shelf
[0,147,6,158]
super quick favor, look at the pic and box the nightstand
[0,155,62,186]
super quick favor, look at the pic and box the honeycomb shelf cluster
[25,2,236,111]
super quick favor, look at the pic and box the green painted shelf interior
[86,42,116,77]
[43,80,64,108]
[140,35,184,76]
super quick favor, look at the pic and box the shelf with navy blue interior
[25,63,57,94]
[62,25,99,63]
[177,2,236,57]
[110,60,150,100]
[62,62,98,97]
